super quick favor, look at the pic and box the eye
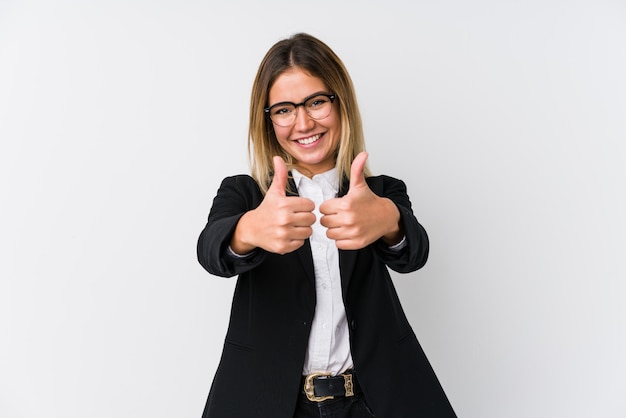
[271,105,294,116]
[308,97,328,108]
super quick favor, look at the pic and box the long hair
[248,33,369,194]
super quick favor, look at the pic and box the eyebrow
[267,91,330,108]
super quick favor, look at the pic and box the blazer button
[350,320,356,330]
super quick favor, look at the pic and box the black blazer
[197,174,456,417]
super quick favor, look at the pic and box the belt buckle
[303,372,355,402]
[304,372,333,402]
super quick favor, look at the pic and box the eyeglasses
[264,93,336,127]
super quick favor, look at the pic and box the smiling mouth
[296,133,322,145]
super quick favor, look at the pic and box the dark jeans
[293,393,376,418]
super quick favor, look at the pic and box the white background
[1,1,625,417]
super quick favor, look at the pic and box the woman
[197,33,456,418]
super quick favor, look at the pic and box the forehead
[268,68,328,104]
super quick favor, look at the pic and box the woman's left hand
[320,152,404,250]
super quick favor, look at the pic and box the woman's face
[268,68,340,176]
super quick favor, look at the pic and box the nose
[293,106,315,131]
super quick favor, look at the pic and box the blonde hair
[248,33,370,194]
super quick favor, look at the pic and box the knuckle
[275,213,291,227]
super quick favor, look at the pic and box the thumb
[349,151,368,190]
[269,155,288,195]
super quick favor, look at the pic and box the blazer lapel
[287,175,316,286]
[339,250,357,296]
[337,176,358,294]
[338,175,383,295]
[296,240,316,286]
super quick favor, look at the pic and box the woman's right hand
[230,156,315,255]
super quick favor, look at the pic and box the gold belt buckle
[304,372,333,402]
[304,372,355,402]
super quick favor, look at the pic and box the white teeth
[297,134,321,145]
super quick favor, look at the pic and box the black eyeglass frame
[263,93,337,123]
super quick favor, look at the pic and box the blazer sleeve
[197,175,267,278]
[370,175,429,273]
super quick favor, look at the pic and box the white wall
[1,1,624,417]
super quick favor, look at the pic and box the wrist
[381,227,403,246]
[230,212,258,255]
[380,199,403,245]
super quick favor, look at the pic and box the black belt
[302,371,361,402]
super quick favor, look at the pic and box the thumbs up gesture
[320,152,403,250]
[230,156,316,255]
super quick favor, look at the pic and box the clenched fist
[320,152,403,250]
[230,156,316,255]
